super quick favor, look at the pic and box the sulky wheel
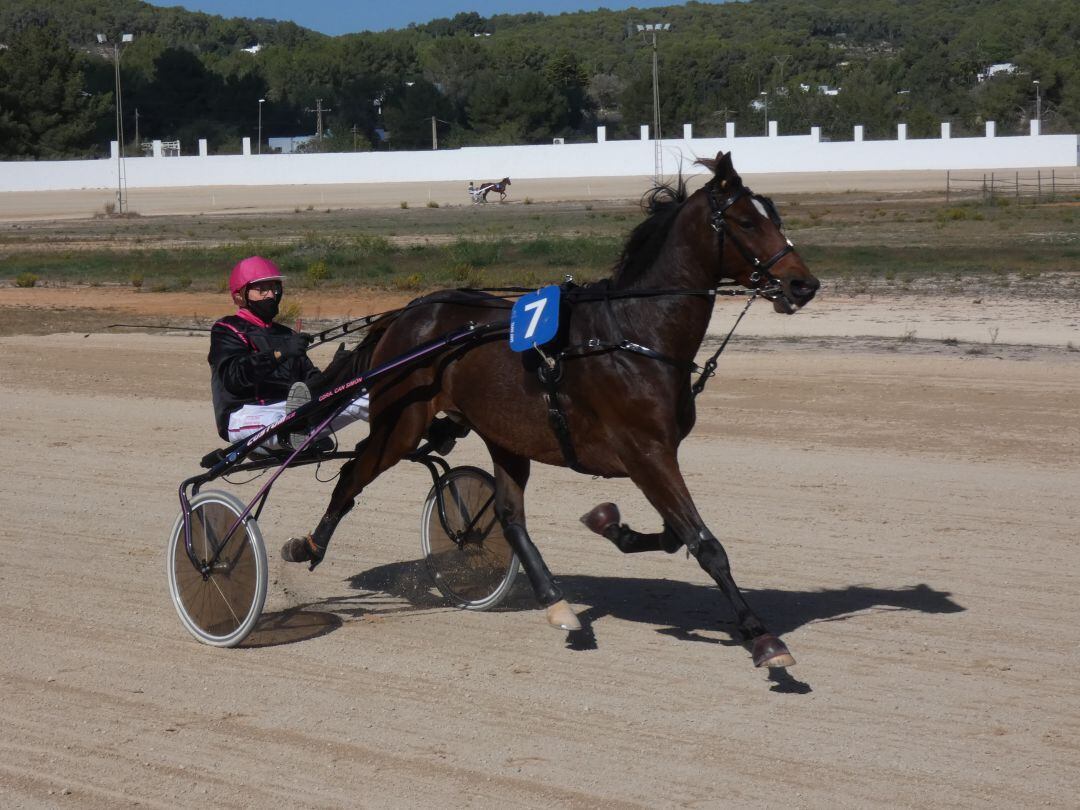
[421,466,518,610]
[167,490,267,647]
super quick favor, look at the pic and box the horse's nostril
[789,278,819,299]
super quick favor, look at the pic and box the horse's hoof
[751,634,796,668]
[280,535,324,569]
[545,600,582,632]
[580,502,621,535]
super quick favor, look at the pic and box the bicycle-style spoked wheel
[167,490,267,647]
[421,466,518,610]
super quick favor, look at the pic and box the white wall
[0,125,1076,193]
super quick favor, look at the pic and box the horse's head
[697,152,818,313]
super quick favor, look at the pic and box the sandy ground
[2,167,1076,220]
[2,278,1080,807]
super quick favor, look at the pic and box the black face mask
[246,295,280,324]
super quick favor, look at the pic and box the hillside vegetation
[0,0,1077,159]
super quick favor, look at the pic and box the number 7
[522,297,547,340]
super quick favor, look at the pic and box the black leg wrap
[503,523,562,607]
[685,528,709,557]
[602,522,684,554]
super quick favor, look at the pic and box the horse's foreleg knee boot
[503,523,562,607]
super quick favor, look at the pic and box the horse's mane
[610,174,689,287]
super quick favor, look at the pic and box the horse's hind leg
[595,447,794,668]
[487,444,580,631]
[282,400,432,568]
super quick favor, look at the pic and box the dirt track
[2,288,1080,806]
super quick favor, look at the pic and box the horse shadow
[247,561,965,675]
[346,559,964,638]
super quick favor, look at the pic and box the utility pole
[773,54,790,88]
[134,108,139,155]
[305,98,332,141]
[432,116,438,151]
[636,23,671,184]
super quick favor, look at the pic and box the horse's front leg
[486,444,580,631]
[593,447,794,668]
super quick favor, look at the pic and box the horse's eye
[737,218,756,229]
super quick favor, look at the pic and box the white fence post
[152,140,162,158]
[985,121,996,138]
[199,139,208,157]
[596,126,606,143]
[810,126,821,142]
[854,125,865,142]
[683,123,692,139]
[941,122,952,140]
[898,123,907,141]
[1030,120,1041,136]
[242,137,252,155]
[768,121,778,138]
[639,125,650,141]
[725,122,736,139]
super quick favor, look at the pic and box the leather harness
[537,180,796,473]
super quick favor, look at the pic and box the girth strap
[538,363,589,474]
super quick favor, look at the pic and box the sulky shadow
[243,606,343,648]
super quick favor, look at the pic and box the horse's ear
[713,152,742,191]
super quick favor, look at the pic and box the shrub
[14,272,38,288]
[427,200,440,208]
[400,201,409,209]
[278,300,302,324]
[306,260,330,286]
[394,273,424,291]
[130,270,144,289]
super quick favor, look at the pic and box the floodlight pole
[1033,80,1040,126]
[637,23,670,184]
[98,33,133,213]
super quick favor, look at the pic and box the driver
[208,255,368,450]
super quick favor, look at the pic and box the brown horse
[287,152,819,668]
[480,177,511,202]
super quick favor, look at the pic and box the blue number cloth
[509,286,561,352]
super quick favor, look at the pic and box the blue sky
[147,1,694,36]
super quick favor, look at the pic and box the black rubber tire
[167,490,267,647]
[420,466,518,610]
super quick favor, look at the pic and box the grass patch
[4,193,1078,298]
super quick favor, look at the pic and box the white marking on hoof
[545,600,581,631]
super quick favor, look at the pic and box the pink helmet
[228,256,283,296]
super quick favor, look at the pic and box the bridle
[705,180,796,308]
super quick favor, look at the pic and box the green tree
[0,25,109,158]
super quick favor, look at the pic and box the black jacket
[208,313,319,439]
